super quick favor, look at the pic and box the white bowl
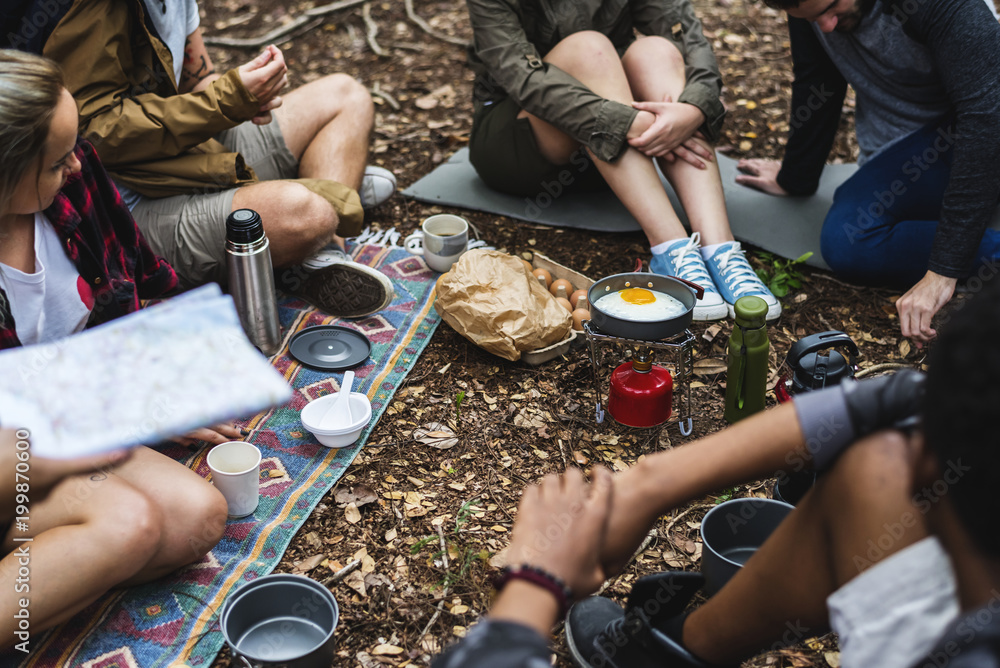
[301,392,372,448]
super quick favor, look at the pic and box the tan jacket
[41,0,363,234]
[467,0,726,162]
[43,0,261,198]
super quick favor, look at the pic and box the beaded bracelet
[493,564,574,618]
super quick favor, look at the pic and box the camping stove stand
[583,321,696,436]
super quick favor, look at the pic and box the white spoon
[321,370,355,430]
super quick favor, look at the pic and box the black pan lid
[288,325,371,371]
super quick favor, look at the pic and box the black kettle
[774,331,860,506]
[777,331,860,401]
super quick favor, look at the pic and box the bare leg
[0,447,225,644]
[521,31,687,246]
[110,447,227,584]
[274,73,374,192]
[683,432,928,664]
[622,36,732,246]
[233,181,339,266]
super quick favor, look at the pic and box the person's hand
[735,158,790,196]
[629,95,706,161]
[237,45,288,124]
[170,422,244,447]
[505,466,614,598]
[658,131,715,170]
[842,370,927,437]
[897,270,957,347]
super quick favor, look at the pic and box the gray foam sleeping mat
[403,147,1000,271]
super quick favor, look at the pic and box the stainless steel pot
[221,574,339,668]
[587,273,704,340]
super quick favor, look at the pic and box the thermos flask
[225,209,281,356]
[724,296,770,424]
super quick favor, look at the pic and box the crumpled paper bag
[434,250,572,361]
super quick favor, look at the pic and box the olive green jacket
[467,0,726,161]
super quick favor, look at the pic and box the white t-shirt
[118,0,201,210]
[0,213,93,346]
[142,0,201,87]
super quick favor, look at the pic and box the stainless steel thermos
[226,209,281,356]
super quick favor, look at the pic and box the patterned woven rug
[6,243,441,667]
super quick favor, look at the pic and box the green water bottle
[724,296,770,423]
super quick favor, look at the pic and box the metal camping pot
[587,273,704,340]
[221,574,339,668]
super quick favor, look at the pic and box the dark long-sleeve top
[776,0,1000,279]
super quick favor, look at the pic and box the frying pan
[587,272,704,340]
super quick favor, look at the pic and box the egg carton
[520,252,595,366]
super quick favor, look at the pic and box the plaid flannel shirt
[0,140,177,350]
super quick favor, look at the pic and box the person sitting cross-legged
[466,0,781,321]
[432,277,1000,668]
[5,0,397,318]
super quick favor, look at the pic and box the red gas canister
[607,352,673,428]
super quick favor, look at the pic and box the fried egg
[594,287,686,322]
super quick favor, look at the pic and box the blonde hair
[0,50,65,217]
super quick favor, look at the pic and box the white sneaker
[286,247,394,318]
[649,233,728,321]
[359,165,396,210]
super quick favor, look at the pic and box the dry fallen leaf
[372,644,404,656]
[693,358,728,376]
[414,422,459,449]
[334,484,378,508]
[291,553,326,574]
[344,570,367,597]
[385,528,397,542]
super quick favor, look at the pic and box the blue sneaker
[704,242,782,321]
[649,233,727,321]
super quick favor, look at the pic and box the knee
[321,73,374,125]
[819,204,876,280]
[102,487,163,564]
[175,482,228,564]
[819,431,915,501]
[557,30,619,65]
[624,36,685,77]
[281,185,339,243]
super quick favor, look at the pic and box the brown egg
[556,297,574,312]
[519,258,534,274]
[549,278,574,298]
[570,289,588,308]
[572,307,591,331]
[532,267,552,288]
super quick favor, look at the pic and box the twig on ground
[362,3,387,57]
[203,0,366,48]
[322,558,361,586]
[404,0,468,46]
[597,528,658,595]
[663,503,714,535]
[855,362,917,378]
[416,525,451,643]
[371,82,401,111]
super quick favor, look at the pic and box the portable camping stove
[583,321,696,435]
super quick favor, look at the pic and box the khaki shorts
[827,536,959,668]
[468,96,607,200]
[131,121,363,288]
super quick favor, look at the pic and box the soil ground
[198,1,933,666]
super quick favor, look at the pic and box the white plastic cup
[207,441,262,519]
[404,214,469,272]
